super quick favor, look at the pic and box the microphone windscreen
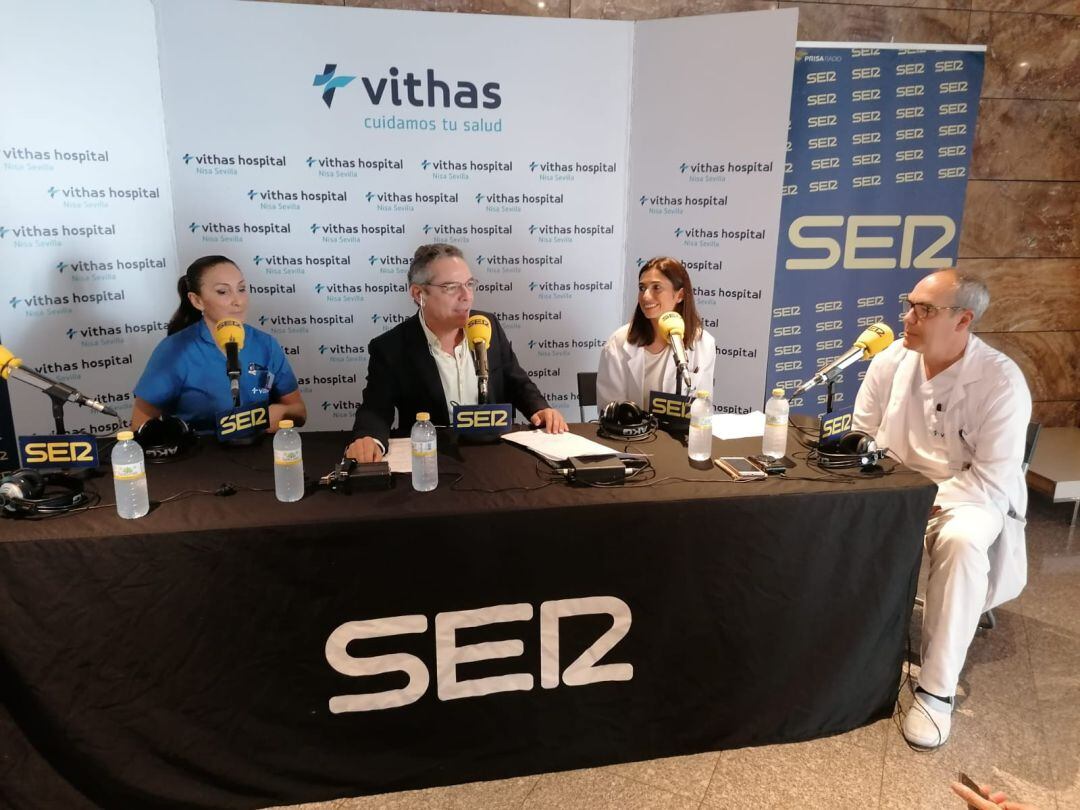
[213,318,245,351]
[657,311,685,341]
[0,344,21,380]
[854,322,894,358]
[466,314,492,350]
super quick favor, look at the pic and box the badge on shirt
[247,362,275,396]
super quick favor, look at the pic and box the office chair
[577,371,598,423]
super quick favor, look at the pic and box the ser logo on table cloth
[325,595,632,713]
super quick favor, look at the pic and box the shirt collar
[196,319,216,346]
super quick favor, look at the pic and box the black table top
[0,423,935,543]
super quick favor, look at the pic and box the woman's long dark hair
[626,257,702,348]
[167,255,236,335]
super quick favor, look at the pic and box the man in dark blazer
[346,243,567,462]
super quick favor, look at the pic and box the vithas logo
[314,64,356,108]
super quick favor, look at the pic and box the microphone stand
[49,392,68,435]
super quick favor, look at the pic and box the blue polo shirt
[134,320,298,433]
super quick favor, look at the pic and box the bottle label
[412,441,437,457]
[274,448,302,466]
[113,462,145,481]
[766,416,788,427]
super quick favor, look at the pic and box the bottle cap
[772,388,784,397]
[279,419,294,429]
[696,390,709,398]
[117,430,134,441]
[416,412,430,421]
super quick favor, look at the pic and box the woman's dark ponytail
[166,255,234,335]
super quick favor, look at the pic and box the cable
[892,618,948,752]
[442,460,561,494]
[5,490,103,521]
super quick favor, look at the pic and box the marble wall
[267,0,1080,426]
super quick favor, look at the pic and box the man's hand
[345,436,384,463]
[530,407,568,434]
[951,781,1039,810]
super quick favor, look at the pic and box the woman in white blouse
[597,256,716,409]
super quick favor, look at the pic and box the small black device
[714,456,767,481]
[598,401,657,441]
[957,772,981,809]
[319,458,393,493]
[749,454,787,475]
[564,455,627,485]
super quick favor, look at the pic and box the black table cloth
[0,425,935,809]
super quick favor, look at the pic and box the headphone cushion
[12,469,45,499]
[599,401,656,438]
[136,415,195,462]
[837,430,877,455]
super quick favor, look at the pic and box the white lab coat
[596,324,716,409]
[853,335,1031,610]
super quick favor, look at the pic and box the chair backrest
[577,371,598,423]
[1023,422,1041,473]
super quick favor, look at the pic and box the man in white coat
[853,269,1031,749]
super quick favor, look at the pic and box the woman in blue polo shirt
[131,255,307,434]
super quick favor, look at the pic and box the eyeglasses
[423,279,477,295]
[901,297,964,320]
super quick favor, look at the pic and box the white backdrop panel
[0,0,177,436]
[626,10,797,414]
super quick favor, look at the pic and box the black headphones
[135,415,197,464]
[599,401,658,441]
[0,469,87,517]
[816,430,888,469]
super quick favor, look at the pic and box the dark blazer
[351,311,549,446]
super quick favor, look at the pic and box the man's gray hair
[408,243,465,286]
[950,270,991,323]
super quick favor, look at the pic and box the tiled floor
[270,496,1080,810]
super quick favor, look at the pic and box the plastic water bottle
[273,419,304,502]
[411,412,438,492]
[763,388,790,460]
[112,430,149,519]
[688,390,713,462]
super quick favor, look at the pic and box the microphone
[0,344,119,417]
[656,311,692,392]
[793,322,894,397]
[465,314,492,404]
[213,319,245,406]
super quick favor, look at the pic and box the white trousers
[919,504,1004,698]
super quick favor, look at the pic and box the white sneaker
[903,690,953,749]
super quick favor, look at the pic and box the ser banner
[767,44,984,416]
